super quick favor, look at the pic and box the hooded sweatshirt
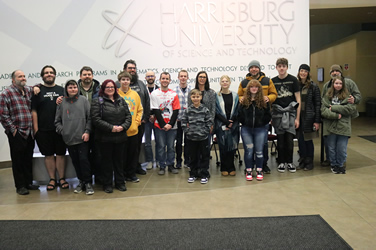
[55,85,91,146]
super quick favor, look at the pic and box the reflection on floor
[0,117,375,248]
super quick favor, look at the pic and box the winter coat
[238,102,271,128]
[90,95,132,143]
[321,94,357,137]
[300,81,321,133]
[238,72,277,104]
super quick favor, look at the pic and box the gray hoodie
[55,90,91,146]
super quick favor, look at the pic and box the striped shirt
[0,84,33,139]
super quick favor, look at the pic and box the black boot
[297,157,305,170]
[304,157,314,171]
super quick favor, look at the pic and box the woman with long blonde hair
[238,80,271,181]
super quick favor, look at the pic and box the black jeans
[123,135,139,178]
[187,139,210,178]
[277,132,295,164]
[68,142,91,183]
[7,133,34,189]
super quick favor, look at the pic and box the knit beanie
[298,64,310,72]
[330,64,342,74]
[248,60,260,70]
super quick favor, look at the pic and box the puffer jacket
[238,72,277,104]
[91,96,132,143]
[321,95,357,137]
[300,81,321,133]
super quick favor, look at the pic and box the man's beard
[131,73,139,84]
[15,79,26,88]
[147,79,155,85]
[83,78,92,85]
[331,73,341,80]
[43,76,55,85]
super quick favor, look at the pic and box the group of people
[0,58,361,195]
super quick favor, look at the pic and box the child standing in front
[182,89,212,184]
[321,75,356,174]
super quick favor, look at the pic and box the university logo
[102,0,151,57]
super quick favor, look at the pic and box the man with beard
[144,70,159,170]
[77,66,102,184]
[320,64,361,166]
[32,65,67,191]
[0,70,39,195]
[238,60,277,174]
[118,60,150,175]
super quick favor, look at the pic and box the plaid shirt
[0,84,33,139]
[174,84,192,121]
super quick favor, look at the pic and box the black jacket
[300,82,321,133]
[90,96,132,143]
[238,102,271,128]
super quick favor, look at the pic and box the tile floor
[0,117,375,249]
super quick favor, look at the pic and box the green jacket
[321,95,357,137]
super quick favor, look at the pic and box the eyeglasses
[146,76,155,78]
[198,76,207,79]
[127,67,136,70]
[105,86,115,89]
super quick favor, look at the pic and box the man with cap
[238,60,277,174]
[321,64,362,166]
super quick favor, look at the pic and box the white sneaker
[146,162,153,170]
[200,178,208,184]
[277,163,286,173]
[287,163,296,173]
[187,177,196,183]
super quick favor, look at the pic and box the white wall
[0,0,309,162]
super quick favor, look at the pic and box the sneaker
[339,167,346,174]
[187,177,196,183]
[85,183,94,195]
[126,176,140,183]
[136,167,147,175]
[146,162,153,170]
[287,163,296,173]
[115,183,127,192]
[158,168,166,175]
[168,165,179,174]
[277,163,286,173]
[331,166,341,174]
[256,171,264,181]
[200,178,208,184]
[103,185,113,193]
[246,169,253,181]
[263,165,271,174]
[74,182,85,193]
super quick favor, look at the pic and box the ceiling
[310,6,376,25]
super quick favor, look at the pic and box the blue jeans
[263,124,269,165]
[326,134,349,167]
[154,128,177,168]
[144,120,155,163]
[241,126,267,170]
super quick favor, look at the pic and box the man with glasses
[144,71,159,170]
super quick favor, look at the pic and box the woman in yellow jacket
[118,71,143,183]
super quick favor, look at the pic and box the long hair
[327,76,348,101]
[242,79,266,109]
[297,70,312,87]
[218,75,231,96]
[99,79,119,99]
[195,71,210,91]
